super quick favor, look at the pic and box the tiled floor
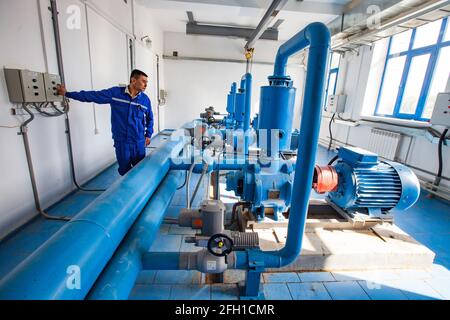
[128,264,450,300]
[128,212,450,300]
[1,143,449,300]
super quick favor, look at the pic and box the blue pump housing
[329,147,421,216]
[226,160,294,221]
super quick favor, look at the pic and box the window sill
[360,115,431,129]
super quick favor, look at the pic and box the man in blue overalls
[57,69,154,176]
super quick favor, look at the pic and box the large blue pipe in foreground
[235,22,331,269]
[0,139,185,299]
[87,171,182,300]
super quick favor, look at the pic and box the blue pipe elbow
[274,22,330,78]
[255,22,330,269]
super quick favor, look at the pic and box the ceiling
[136,0,350,41]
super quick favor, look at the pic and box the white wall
[162,32,305,130]
[0,0,165,240]
[318,42,450,188]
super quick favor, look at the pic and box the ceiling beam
[245,0,288,49]
[165,0,345,15]
[186,23,279,40]
[186,11,196,24]
[272,19,285,29]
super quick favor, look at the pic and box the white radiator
[368,128,402,161]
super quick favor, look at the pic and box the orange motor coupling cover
[313,165,339,194]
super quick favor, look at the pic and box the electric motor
[313,147,420,215]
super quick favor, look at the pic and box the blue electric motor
[315,147,421,217]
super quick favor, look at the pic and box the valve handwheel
[207,234,234,257]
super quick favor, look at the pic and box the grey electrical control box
[4,68,46,103]
[327,94,347,113]
[430,92,450,127]
[43,73,62,102]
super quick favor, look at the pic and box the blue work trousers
[114,140,146,176]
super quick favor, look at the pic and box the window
[324,52,341,109]
[375,18,450,121]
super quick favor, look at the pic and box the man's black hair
[130,69,148,81]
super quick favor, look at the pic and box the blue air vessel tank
[234,79,246,126]
[227,82,237,115]
[258,76,296,156]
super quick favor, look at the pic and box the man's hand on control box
[56,84,67,96]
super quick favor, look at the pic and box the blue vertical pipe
[87,171,182,300]
[237,22,330,269]
[0,139,186,300]
[243,73,252,157]
[227,82,237,115]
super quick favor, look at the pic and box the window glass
[399,54,430,114]
[413,20,442,49]
[389,30,412,54]
[422,46,450,118]
[330,52,340,69]
[444,21,450,42]
[377,55,407,115]
[375,18,449,121]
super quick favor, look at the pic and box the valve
[207,234,233,257]
[245,48,254,60]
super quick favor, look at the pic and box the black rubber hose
[64,114,106,192]
[328,113,336,151]
[177,170,188,190]
[327,155,339,166]
[436,128,449,183]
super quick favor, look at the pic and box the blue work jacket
[66,86,154,143]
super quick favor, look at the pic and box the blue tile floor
[0,143,449,300]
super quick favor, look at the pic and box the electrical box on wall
[43,73,63,102]
[430,92,450,127]
[327,94,347,113]
[4,68,46,103]
[159,89,167,106]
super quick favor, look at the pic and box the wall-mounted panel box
[430,92,450,127]
[327,94,347,113]
[43,73,62,102]
[4,69,47,103]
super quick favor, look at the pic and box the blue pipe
[87,171,182,300]
[0,140,186,300]
[141,252,182,270]
[240,78,246,90]
[243,73,252,157]
[170,162,245,173]
[240,22,330,268]
[274,22,329,78]
[226,82,237,115]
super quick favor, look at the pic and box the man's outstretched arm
[57,85,114,104]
